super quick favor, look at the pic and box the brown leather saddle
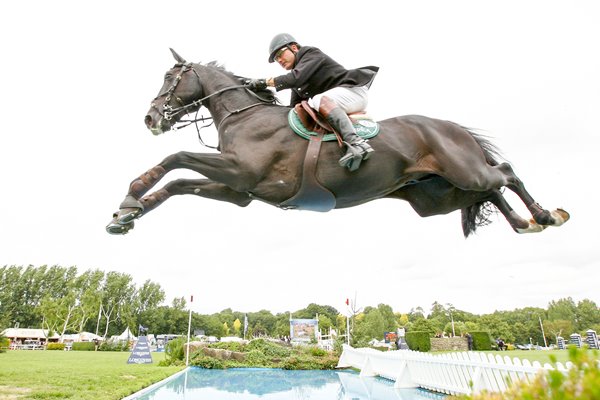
[292,101,370,146]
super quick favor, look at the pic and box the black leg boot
[325,108,374,171]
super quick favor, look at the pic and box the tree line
[2,265,599,346]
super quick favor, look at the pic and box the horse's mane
[201,61,279,104]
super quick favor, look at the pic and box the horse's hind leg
[487,189,546,233]
[442,155,569,229]
[496,163,570,228]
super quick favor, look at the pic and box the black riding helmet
[268,33,298,63]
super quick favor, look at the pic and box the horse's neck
[196,66,249,128]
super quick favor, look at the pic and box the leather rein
[150,62,272,149]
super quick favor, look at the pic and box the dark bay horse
[106,49,569,236]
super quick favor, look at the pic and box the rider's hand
[247,79,267,91]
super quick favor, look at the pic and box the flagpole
[345,298,350,346]
[539,316,548,348]
[186,295,193,366]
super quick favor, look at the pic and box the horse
[106,49,569,237]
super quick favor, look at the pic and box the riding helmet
[268,33,298,63]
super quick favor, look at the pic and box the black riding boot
[325,108,374,171]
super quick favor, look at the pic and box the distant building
[2,328,60,348]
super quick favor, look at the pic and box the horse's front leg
[114,165,168,224]
[117,151,255,218]
[141,178,252,214]
[108,151,260,233]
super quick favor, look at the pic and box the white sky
[1,1,598,317]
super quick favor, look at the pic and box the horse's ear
[169,48,187,63]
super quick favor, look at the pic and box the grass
[432,349,599,365]
[0,350,184,400]
[478,349,579,364]
[430,349,594,365]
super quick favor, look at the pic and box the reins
[152,62,275,149]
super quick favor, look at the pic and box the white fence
[337,345,570,396]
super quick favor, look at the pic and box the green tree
[74,269,104,333]
[98,272,135,338]
[273,313,291,338]
[478,314,515,343]
[35,266,79,338]
[353,309,385,346]
[408,318,436,336]
[408,306,425,321]
[543,319,574,344]
[233,318,242,337]
[248,310,277,336]
[548,297,577,322]
[576,299,600,331]
[222,322,230,337]
[376,304,398,333]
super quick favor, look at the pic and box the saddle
[289,101,380,142]
[294,101,342,145]
[293,101,376,145]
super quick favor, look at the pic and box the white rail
[337,345,570,395]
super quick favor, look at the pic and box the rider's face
[275,46,297,70]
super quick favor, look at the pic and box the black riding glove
[247,79,267,91]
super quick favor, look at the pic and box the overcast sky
[1,1,598,317]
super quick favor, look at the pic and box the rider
[248,33,379,171]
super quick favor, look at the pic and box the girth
[279,130,336,212]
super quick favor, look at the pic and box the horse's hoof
[516,220,547,234]
[117,207,142,225]
[551,208,570,226]
[106,218,134,235]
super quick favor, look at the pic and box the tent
[62,331,103,343]
[114,327,137,341]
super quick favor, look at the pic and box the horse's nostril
[144,115,153,128]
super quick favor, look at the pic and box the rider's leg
[312,91,374,171]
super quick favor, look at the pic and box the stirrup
[339,140,374,171]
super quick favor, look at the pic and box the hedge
[471,331,493,351]
[47,343,65,351]
[72,342,96,351]
[405,331,431,352]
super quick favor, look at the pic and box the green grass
[0,350,184,399]
[432,349,598,365]
[479,349,580,364]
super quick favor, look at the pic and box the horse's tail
[461,128,503,237]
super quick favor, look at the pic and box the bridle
[150,62,273,148]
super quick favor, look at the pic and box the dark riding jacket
[272,46,379,107]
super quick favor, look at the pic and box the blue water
[134,368,446,399]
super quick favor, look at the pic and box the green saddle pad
[288,109,380,141]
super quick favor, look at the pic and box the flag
[345,298,349,306]
[190,295,193,303]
